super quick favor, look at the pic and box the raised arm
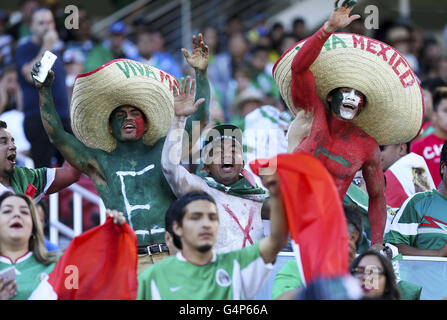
[46,161,82,194]
[362,147,387,246]
[31,63,99,177]
[181,33,210,136]
[258,171,289,264]
[161,76,207,196]
[291,0,360,112]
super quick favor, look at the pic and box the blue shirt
[15,40,70,119]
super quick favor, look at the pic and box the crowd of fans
[0,0,447,300]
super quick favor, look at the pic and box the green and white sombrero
[273,33,424,146]
[70,59,176,152]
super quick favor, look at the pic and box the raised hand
[324,0,361,33]
[31,61,54,89]
[173,76,205,117]
[181,33,209,71]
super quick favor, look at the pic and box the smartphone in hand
[33,50,57,83]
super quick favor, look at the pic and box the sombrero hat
[273,33,424,146]
[70,59,176,152]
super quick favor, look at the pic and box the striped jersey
[383,190,447,250]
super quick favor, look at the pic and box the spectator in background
[272,203,364,300]
[209,32,250,119]
[8,0,40,42]
[202,25,220,65]
[35,199,59,252]
[134,29,182,79]
[64,7,98,62]
[384,141,447,257]
[63,48,85,102]
[138,173,288,299]
[278,33,299,56]
[84,21,138,72]
[248,45,280,102]
[418,82,435,138]
[385,25,419,75]
[411,87,447,187]
[292,17,308,41]
[346,17,366,35]
[230,87,265,127]
[0,10,14,71]
[15,7,71,168]
[350,250,401,300]
[380,142,435,209]
[419,38,442,81]
[269,22,285,55]
[0,66,29,165]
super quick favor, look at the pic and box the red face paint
[135,117,145,138]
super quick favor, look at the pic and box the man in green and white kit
[0,120,80,200]
[383,141,447,256]
[137,171,288,300]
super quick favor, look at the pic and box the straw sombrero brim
[71,59,176,152]
[273,33,424,145]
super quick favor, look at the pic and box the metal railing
[49,183,106,247]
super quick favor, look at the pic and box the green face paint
[110,109,126,141]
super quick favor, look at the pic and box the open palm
[174,76,205,117]
[181,33,209,71]
[326,0,361,32]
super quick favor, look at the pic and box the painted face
[352,254,387,299]
[204,139,244,186]
[174,200,219,254]
[109,105,147,142]
[0,128,17,178]
[331,87,364,120]
[0,196,33,247]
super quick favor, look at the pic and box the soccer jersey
[0,166,55,202]
[137,242,273,300]
[383,190,447,250]
[410,133,445,187]
[0,252,56,300]
[272,259,304,300]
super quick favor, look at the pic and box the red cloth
[250,153,349,284]
[410,133,445,187]
[48,218,138,300]
[384,170,408,208]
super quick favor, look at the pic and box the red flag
[30,218,138,300]
[250,153,349,285]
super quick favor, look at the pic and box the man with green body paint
[32,34,210,274]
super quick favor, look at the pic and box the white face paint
[339,88,363,120]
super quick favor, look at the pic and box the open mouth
[6,153,16,165]
[221,163,235,173]
[342,103,356,110]
[10,222,23,229]
[122,121,136,130]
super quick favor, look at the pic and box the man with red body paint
[289,0,386,246]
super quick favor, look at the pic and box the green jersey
[137,242,273,300]
[272,259,304,299]
[383,190,447,250]
[1,166,55,202]
[0,252,56,300]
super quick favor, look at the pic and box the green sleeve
[272,259,303,299]
[11,166,51,197]
[184,68,210,137]
[383,197,421,247]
